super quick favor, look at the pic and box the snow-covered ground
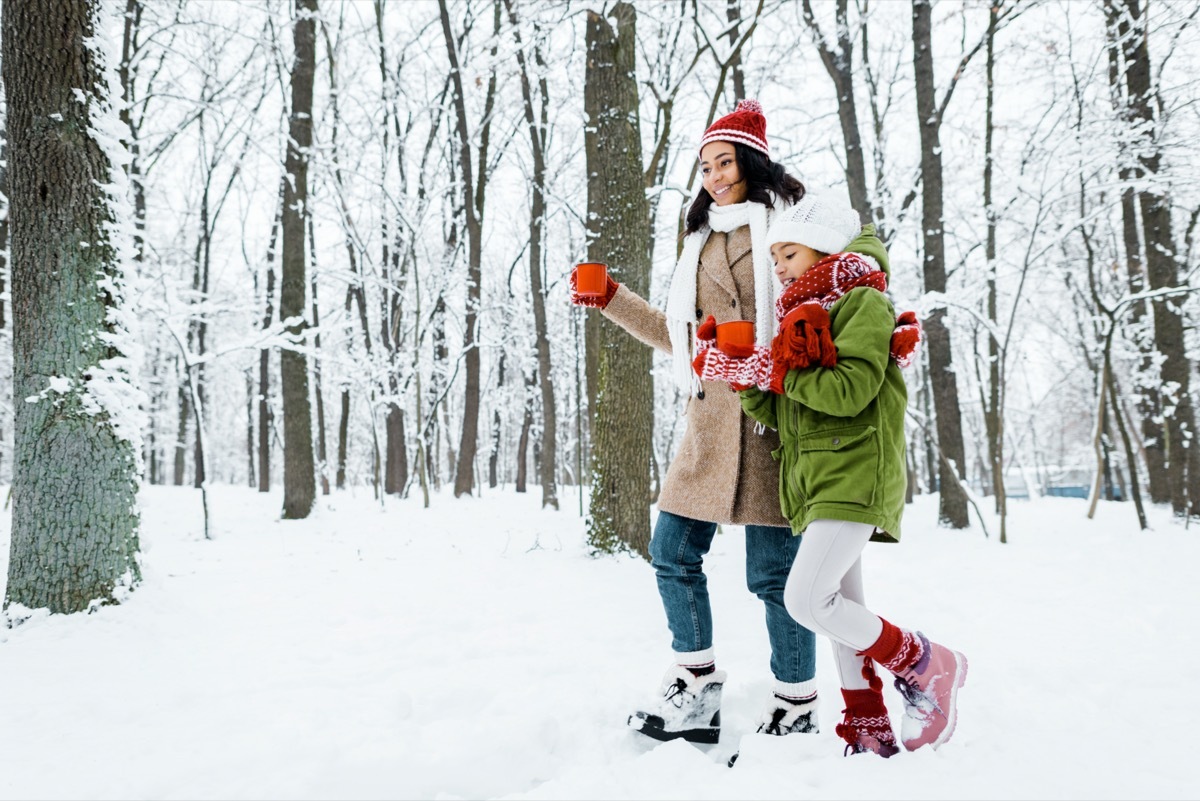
[1,484,1195,800]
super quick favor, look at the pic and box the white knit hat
[766,191,861,255]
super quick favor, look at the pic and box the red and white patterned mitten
[890,311,922,368]
[693,344,773,391]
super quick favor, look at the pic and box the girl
[571,101,889,745]
[694,191,966,757]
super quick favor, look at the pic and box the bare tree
[504,0,559,509]
[1105,0,1199,518]
[440,0,502,497]
[280,0,317,518]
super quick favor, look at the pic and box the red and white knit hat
[698,99,769,158]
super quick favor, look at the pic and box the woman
[571,100,886,744]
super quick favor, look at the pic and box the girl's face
[700,142,748,206]
[771,242,826,286]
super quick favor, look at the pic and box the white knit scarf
[665,197,782,394]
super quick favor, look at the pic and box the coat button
[832,437,841,445]
[697,389,705,400]
[696,308,703,320]
[730,299,737,307]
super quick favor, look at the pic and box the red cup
[716,321,755,358]
[575,262,609,297]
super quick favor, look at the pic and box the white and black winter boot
[756,692,819,736]
[627,663,725,744]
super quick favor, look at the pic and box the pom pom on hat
[699,99,769,158]
[767,190,862,256]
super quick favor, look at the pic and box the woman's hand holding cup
[570,262,619,309]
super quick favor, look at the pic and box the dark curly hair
[685,143,805,235]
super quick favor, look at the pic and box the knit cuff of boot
[674,647,716,676]
[773,678,818,704]
[841,688,885,710]
[862,618,904,668]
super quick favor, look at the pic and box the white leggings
[783,519,885,691]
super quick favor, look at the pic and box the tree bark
[802,0,870,221]
[1104,0,1167,504]
[280,0,317,519]
[584,3,654,558]
[911,0,969,527]
[1107,0,1198,517]
[982,2,1006,541]
[504,0,559,509]
[440,0,500,498]
[4,0,142,613]
[259,182,282,493]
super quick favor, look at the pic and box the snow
[1,485,1196,800]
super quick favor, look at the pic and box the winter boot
[866,622,967,751]
[835,690,900,757]
[627,663,725,744]
[756,691,818,736]
[834,657,899,757]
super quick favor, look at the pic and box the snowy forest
[3,1,1200,798]
[2,0,1199,604]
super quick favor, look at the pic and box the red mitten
[774,301,838,372]
[890,310,922,367]
[790,303,837,368]
[569,267,620,309]
[696,314,717,342]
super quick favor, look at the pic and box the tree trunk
[174,381,189,485]
[982,1,1006,541]
[4,0,142,613]
[440,0,500,498]
[1109,0,1198,517]
[246,370,256,487]
[584,3,655,558]
[259,183,282,493]
[504,0,559,509]
[912,0,969,528]
[280,0,317,519]
[802,0,870,221]
[336,388,350,490]
[1104,0,1167,504]
[384,395,408,496]
[309,225,329,496]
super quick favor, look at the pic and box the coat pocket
[794,425,879,508]
[772,445,797,521]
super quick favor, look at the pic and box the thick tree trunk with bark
[912,0,968,527]
[3,0,142,613]
[584,3,654,558]
[1108,0,1199,517]
[280,0,317,518]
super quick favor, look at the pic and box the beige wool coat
[601,225,789,527]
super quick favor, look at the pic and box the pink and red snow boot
[865,621,968,751]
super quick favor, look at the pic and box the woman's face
[700,142,747,206]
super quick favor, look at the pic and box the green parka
[739,229,908,542]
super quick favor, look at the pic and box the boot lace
[894,674,945,718]
[760,706,789,736]
[663,678,693,709]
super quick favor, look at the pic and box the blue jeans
[648,510,817,684]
